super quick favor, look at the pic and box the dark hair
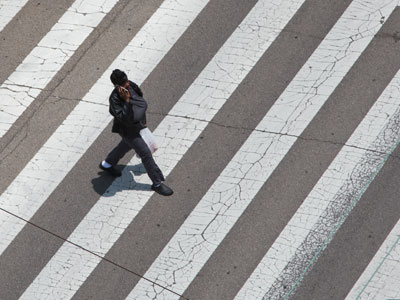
[110,69,128,86]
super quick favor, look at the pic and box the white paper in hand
[139,128,158,154]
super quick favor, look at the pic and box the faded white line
[123,1,400,299]
[0,0,119,138]
[345,219,400,300]
[255,77,400,300]
[20,0,306,299]
[0,0,29,32]
[236,14,400,300]
[0,0,209,264]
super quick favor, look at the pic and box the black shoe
[151,183,173,196]
[99,163,122,177]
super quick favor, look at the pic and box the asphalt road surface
[1,0,400,299]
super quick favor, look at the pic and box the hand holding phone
[117,86,130,102]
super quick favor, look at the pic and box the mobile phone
[116,85,128,92]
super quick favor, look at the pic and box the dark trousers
[105,133,165,185]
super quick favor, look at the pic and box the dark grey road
[0,0,399,299]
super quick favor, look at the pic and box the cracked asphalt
[1,0,400,299]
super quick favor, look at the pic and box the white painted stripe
[345,218,400,300]
[0,0,29,32]
[0,0,209,259]
[124,1,400,299]
[20,0,306,299]
[236,78,400,300]
[0,0,119,138]
[236,26,400,300]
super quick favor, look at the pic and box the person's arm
[109,90,134,125]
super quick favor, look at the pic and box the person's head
[110,69,129,88]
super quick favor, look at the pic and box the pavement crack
[147,112,400,161]
[0,0,132,159]
[0,206,190,300]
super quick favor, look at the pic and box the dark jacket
[109,80,148,136]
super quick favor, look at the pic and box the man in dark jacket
[99,69,173,196]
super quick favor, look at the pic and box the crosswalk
[0,0,209,258]
[0,0,120,138]
[237,64,400,300]
[0,0,400,299]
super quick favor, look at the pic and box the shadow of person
[92,163,152,196]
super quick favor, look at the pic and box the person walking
[99,69,173,196]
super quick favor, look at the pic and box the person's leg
[100,139,131,177]
[104,139,131,166]
[125,133,165,186]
